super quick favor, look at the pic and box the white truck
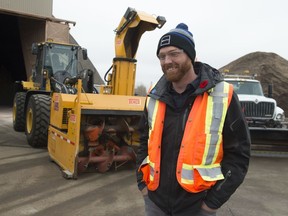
[224,74,286,128]
[224,74,288,153]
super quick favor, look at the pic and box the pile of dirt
[218,52,288,115]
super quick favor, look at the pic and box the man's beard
[162,61,191,82]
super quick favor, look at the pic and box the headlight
[276,113,285,121]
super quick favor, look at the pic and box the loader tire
[13,92,26,132]
[25,94,51,148]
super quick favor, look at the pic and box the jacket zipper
[182,102,193,131]
[216,170,232,191]
[168,112,182,213]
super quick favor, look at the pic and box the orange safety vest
[139,81,233,193]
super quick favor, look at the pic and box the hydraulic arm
[106,7,165,95]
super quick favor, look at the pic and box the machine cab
[31,42,87,91]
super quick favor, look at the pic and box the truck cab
[224,74,285,128]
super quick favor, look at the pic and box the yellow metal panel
[79,94,145,111]
[111,61,136,95]
[50,93,77,129]
[137,12,160,25]
[48,85,83,177]
[48,128,77,175]
[22,81,39,90]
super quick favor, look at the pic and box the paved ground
[1,106,288,216]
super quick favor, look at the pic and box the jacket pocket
[180,163,224,192]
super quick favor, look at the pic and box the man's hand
[201,202,217,213]
[141,187,148,196]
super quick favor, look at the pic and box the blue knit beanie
[157,23,196,63]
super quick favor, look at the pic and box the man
[136,23,251,216]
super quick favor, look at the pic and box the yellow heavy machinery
[47,7,166,178]
[13,41,90,148]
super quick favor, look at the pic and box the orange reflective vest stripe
[139,81,233,193]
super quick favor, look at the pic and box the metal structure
[0,1,102,106]
[47,7,166,178]
[13,41,89,148]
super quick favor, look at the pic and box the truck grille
[240,102,274,118]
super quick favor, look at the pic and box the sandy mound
[219,52,288,115]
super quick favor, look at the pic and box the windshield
[226,80,264,96]
[44,44,78,77]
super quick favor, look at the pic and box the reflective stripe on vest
[203,81,230,165]
[139,97,166,190]
[140,81,233,192]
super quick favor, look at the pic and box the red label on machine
[128,98,141,105]
[116,39,122,45]
[54,94,59,111]
[54,102,59,111]
[70,114,76,123]
[55,94,59,102]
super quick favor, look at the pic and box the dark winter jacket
[136,62,251,215]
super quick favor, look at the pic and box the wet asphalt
[0,107,287,216]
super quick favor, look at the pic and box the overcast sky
[53,0,288,88]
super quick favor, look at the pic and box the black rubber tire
[13,92,26,132]
[25,94,51,148]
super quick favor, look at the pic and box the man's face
[158,46,192,82]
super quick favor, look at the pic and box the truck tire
[13,92,26,132]
[25,94,51,148]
